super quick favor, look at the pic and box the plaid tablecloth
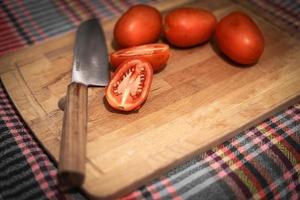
[0,0,300,200]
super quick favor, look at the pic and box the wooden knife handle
[58,82,87,189]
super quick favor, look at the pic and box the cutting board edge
[0,76,60,162]
[0,0,196,74]
[1,0,300,198]
[82,93,300,199]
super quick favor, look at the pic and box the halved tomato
[105,59,153,111]
[110,43,170,73]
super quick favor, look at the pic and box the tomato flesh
[110,43,170,73]
[106,59,153,111]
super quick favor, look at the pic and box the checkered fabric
[122,106,300,199]
[247,0,300,31]
[0,81,85,200]
[0,0,300,200]
[0,0,159,56]
[234,0,300,39]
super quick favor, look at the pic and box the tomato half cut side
[105,59,153,112]
[110,43,170,73]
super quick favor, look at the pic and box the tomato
[163,7,217,48]
[110,43,170,73]
[105,59,153,111]
[215,11,264,65]
[114,4,162,48]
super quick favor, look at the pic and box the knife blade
[72,18,109,86]
[58,18,109,189]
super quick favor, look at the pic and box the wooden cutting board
[1,0,300,199]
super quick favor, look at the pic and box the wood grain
[58,82,88,189]
[1,0,300,199]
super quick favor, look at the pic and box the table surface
[0,0,299,200]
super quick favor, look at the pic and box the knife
[58,18,109,189]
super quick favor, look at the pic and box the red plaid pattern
[0,84,68,199]
[121,106,300,199]
[0,0,159,56]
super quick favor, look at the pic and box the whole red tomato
[163,7,217,48]
[110,43,170,73]
[114,4,162,48]
[106,59,153,111]
[215,11,264,65]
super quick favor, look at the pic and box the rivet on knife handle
[58,82,87,189]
